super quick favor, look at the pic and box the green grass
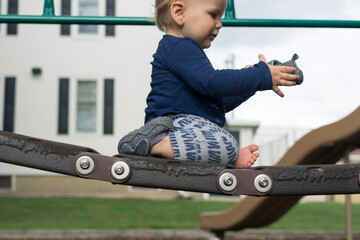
[265,202,360,230]
[0,197,359,230]
[0,198,235,229]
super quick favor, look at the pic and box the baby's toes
[248,158,255,166]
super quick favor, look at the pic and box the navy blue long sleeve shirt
[145,35,272,127]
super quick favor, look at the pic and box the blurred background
[0,0,359,209]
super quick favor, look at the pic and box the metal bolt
[80,159,90,170]
[254,174,272,193]
[224,176,234,186]
[115,166,124,175]
[258,178,269,188]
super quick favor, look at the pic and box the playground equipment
[200,106,360,233]
[0,0,360,28]
[1,0,360,236]
[1,107,360,197]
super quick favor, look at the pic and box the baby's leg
[152,137,258,168]
[234,144,259,168]
[150,136,175,159]
[168,114,240,165]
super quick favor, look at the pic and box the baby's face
[182,0,227,49]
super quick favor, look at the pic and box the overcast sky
[205,0,360,129]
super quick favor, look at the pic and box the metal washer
[218,172,237,192]
[254,174,272,193]
[111,161,131,181]
[75,156,95,175]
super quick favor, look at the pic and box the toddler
[118,0,299,168]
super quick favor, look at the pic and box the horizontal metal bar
[0,14,360,28]
[1,130,360,196]
[222,18,360,28]
[76,153,228,194]
[0,130,98,176]
[260,164,360,196]
[0,15,155,25]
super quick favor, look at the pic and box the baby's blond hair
[154,0,176,32]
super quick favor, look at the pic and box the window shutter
[105,0,115,36]
[61,0,71,35]
[103,79,114,134]
[58,78,69,134]
[3,77,16,132]
[7,0,18,35]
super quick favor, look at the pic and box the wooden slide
[200,106,360,233]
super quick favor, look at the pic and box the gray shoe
[118,116,173,156]
[268,53,304,85]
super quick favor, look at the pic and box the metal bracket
[74,153,131,184]
[73,153,230,194]
[217,169,274,195]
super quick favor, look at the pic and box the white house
[0,0,308,198]
[0,0,163,154]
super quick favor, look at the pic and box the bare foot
[234,144,259,168]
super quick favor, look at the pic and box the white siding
[0,0,162,159]
[0,0,162,175]
[0,0,310,176]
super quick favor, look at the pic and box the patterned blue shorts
[168,114,239,165]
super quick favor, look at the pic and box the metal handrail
[0,15,155,25]
[1,14,359,28]
[0,0,359,28]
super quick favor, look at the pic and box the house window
[0,176,12,190]
[79,0,98,34]
[77,80,97,132]
[229,130,240,145]
[7,0,18,35]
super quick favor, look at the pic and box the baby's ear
[171,1,185,26]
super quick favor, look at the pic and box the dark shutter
[7,0,18,35]
[60,0,71,36]
[3,77,16,132]
[105,0,115,36]
[58,78,69,134]
[103,79,114,134]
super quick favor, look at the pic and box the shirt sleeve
[165,38,273,98]
[223,94,255,112]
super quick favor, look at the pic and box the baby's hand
[258,54,299,97]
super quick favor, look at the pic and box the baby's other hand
[258,54,299,97]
